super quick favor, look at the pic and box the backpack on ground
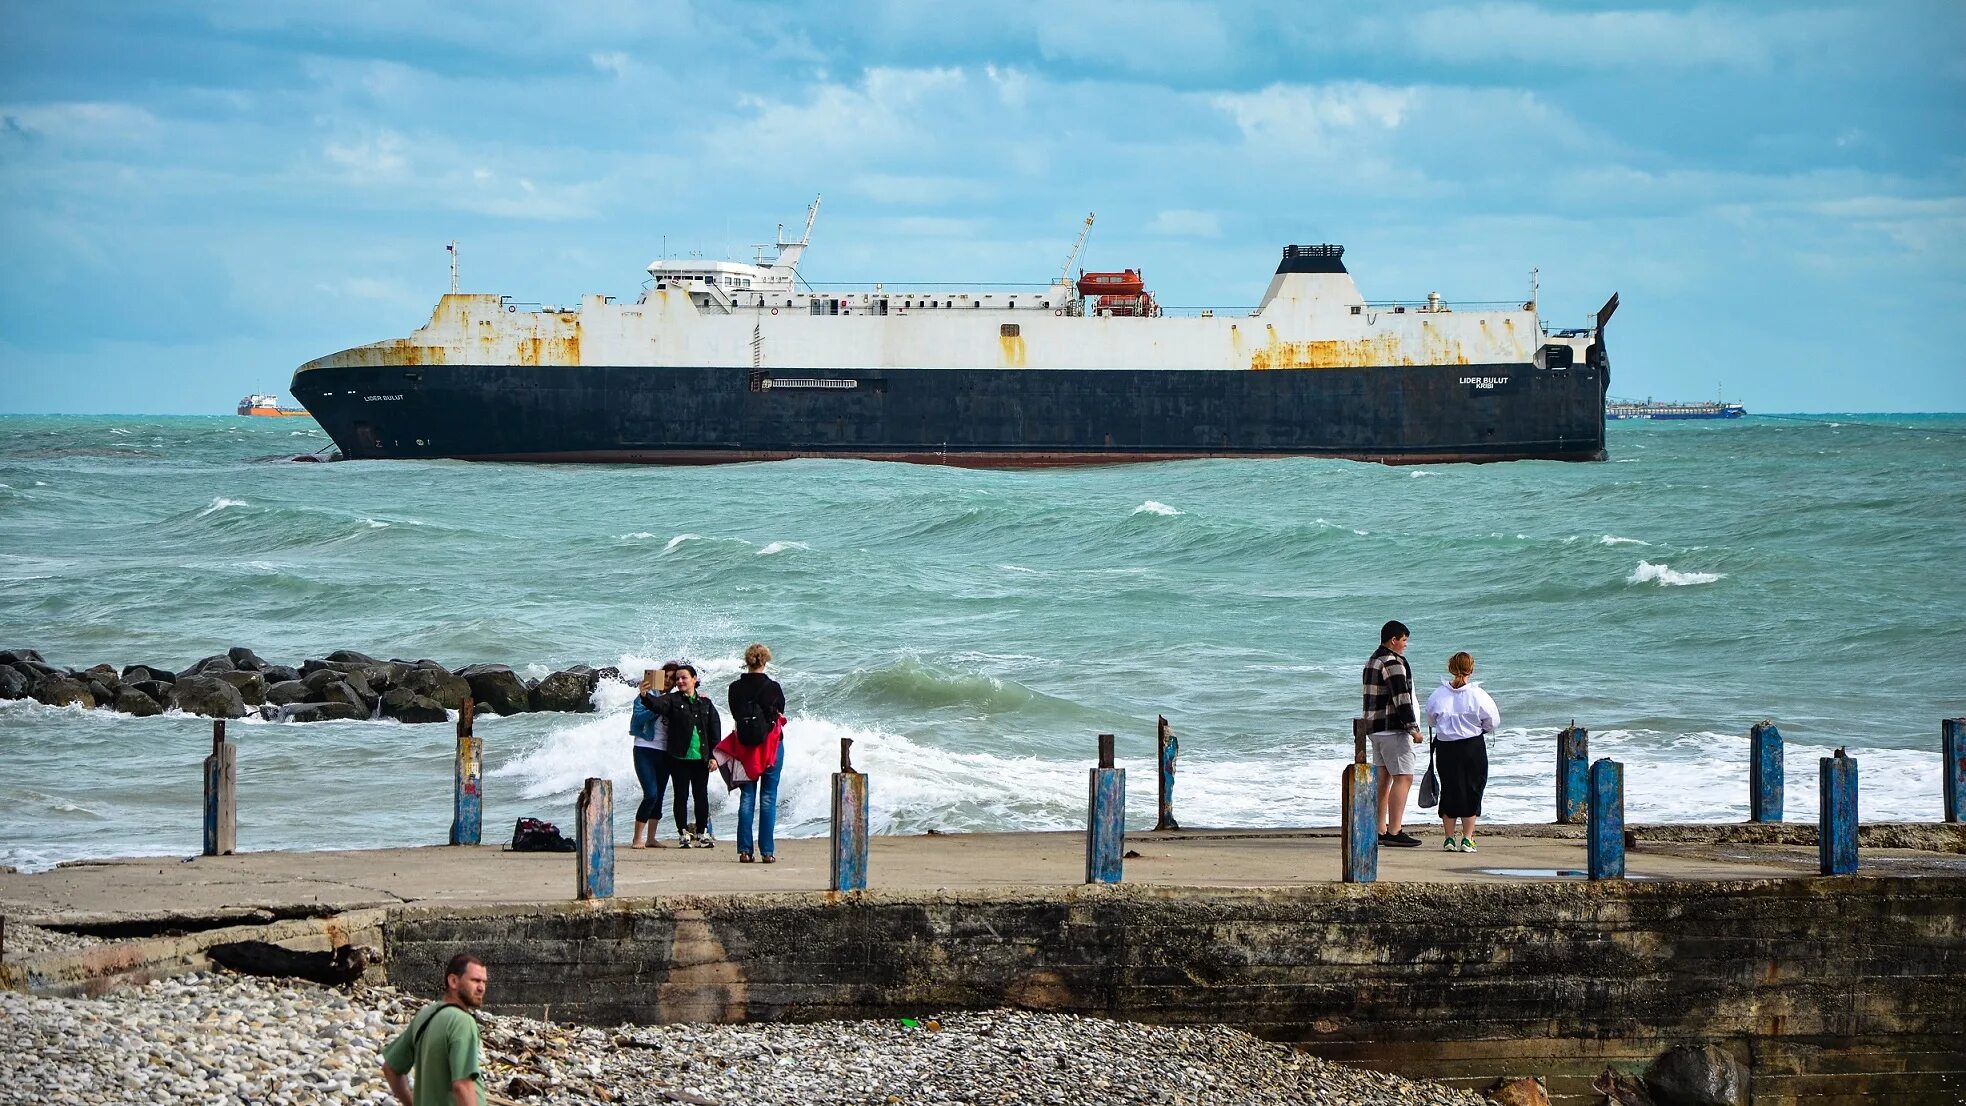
[510,817,576,853]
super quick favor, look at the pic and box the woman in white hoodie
[1424,651,1501,853]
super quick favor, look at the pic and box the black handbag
[1417,734,1441,808]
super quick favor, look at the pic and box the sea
[2,414,1962,872]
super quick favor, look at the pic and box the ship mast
[447,240,459,294]
[771,195,821,273]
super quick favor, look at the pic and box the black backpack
[732,679,779,747]
[510,817,576,853]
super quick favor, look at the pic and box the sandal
[761,855,776,864]
[739,852,754,863]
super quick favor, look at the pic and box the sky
[1,0,1962,414]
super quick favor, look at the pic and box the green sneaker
[1442,835,1458,851]
[1459,837,1477,853]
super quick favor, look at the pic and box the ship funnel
[1256,243,1364,316]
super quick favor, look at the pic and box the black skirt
[1435,735,1488,818]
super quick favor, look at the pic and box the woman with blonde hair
[726,643,787,863]
[1424,651,1500,853]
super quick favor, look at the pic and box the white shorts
[1370,731,1422,776]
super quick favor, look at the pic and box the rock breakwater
[0,647,624,725]
[0,971,1482,1106]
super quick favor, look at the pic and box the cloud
[590,51,631,79]
[1357,3,1859,69]
[1035,0,1231,75]
[0,101,161,146]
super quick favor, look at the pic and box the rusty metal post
[1154,716,1179,831]
[1749,720,1784,824]
[1819,750,1859,876]
[1556,723,1589,824]
[831,738,868,892]
[449,698,482,846]
[576,777,614,900]
[202,720,235,856]
[1944,718,1965,825]
[1352,717,1369,765]
[1341,763,1378,883]
[1086,734,1124,884]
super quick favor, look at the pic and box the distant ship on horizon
[1606,396,1746,421]
[237,393,311,418]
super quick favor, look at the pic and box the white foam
[108,428,131,436]
[1599,535,1651,547]
[664,533,701,552]
[361,519,389,529]
[196,497,246,517]
[1408,470,1438,478]
[757,541,809,556]
[1629,560,1724,586]
[1132,501,1182,516]
[617,532,657,540]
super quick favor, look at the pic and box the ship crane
[1059,212,1094,285]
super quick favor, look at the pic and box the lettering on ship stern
[1458,373,1524,395]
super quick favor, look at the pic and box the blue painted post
[1588,758,1625,880]
[1341,763,1378,884]
[1556,724,1589,825]
[202,721,235,856]
[831,738,869,893]
[1749,720,1784,824]
[1944,718,1965,825]
[1818,750,1859,876]
[1086,734,1125,883]
[449,698,483,846]
[1154,715,1180,831]
[575,777,614,900]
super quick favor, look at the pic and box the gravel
[0,972,1483,1105]
[2,921,103,962]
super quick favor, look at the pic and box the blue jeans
[736,755,781,857]
[632,746,668,823]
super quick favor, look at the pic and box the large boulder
[356,662,411,693]
[273,702,369,724]
[178,654,236,679]
[111,687,163,717]
[401,666,471,710]
[32,677,96,710]
[314,680,369,714]
[0,648,46,666]
[81,663,120,685]
[1644,1044,1746,1106]
[85,679,117,706]
[327,649,378,665]
[0,665,29,700]
[301,668,347,696]
[530,669,597,713]
[127,679,176,706]
[227,646,269,671]
[121,664,177,684]
[213,669,267,707]
[264,680,312,707]
[171,675,247,719]
[457,664,531,716]
[261,664,300,685]
[379,687,449,724]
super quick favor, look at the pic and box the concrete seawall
[382,878,1964,1104]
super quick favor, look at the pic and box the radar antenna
[1059,212,1095,285]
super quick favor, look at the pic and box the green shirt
[381,1001,485,1106]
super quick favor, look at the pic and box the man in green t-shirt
[381,952,489,1106]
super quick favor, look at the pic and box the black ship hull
[290,361,1607,466]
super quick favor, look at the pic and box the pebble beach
[0,964,1481,1106]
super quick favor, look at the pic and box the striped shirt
[1362,645,1419,735]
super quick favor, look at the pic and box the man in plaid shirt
[1363,619,1425,847]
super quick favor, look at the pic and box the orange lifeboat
[1076,269,1145,297]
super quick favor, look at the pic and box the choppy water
[2,413,1963,872]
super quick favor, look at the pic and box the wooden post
[1588,758,1625,880]
[1154,715,1179,831]
[1749,720,1784,823]
[1818,749,1859,876]
[1556,723,1589,825]
[1086,734,1125,884]
[575,777,614,900]
[1352,717,1370,765]
[831,738,868,893]
[1944,718,1965,825]
[202,720,235,856]
[449,698,483,846]
[1341,763,1378,884]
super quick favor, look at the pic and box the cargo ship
[291,200,1614,466]
[1606,397,1746,420]
[237,393,311,417]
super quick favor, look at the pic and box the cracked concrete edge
[2,908,389,998]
